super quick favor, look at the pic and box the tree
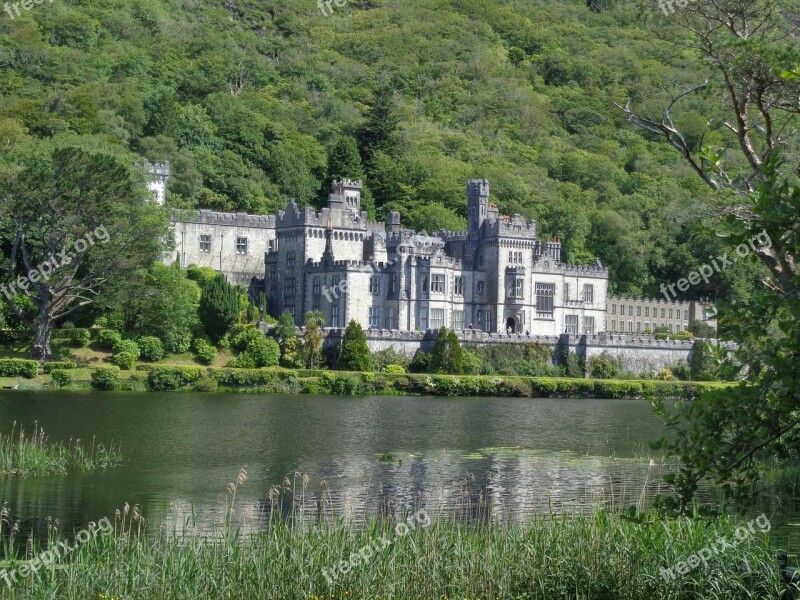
[131,263,200,348]
[0,144,169,359]
[429,327,465,374]
[275,309,297,348]
[652,162,800,512]
[337,320,372,372]
[303,311,326,369]
[327,136,364,182]
[198,274,241,342]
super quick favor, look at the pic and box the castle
[167,175,609,335]
[148,162,714,340]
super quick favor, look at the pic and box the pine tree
[328,136,364,181]
[338,320,372,372]
[429,327,465,374]
[198,274,241,342]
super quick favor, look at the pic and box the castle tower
[139,161,170,205]
[328,179,363,218]
[467,179,490,235]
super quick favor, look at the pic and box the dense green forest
[0,0,779,300]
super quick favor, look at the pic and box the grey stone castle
[168,177,610,336]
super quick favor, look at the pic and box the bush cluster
[0,358,39,378]
[138,336,166,362]
[42,361,78,373]
[91,367,123,390]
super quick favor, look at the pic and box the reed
[0,422,122,477]
[0,472,789,599]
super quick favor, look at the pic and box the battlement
[413,255,464,269]
[174,209,276,228]
[610,295,716,306]
[559,263,608,275]
[438,230,468,241]
[137,160,170,177]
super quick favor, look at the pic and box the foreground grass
[0,507,787,599]
[0,423,122,477]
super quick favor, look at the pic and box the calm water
[0,392,797,547]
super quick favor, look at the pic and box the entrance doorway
[505,317,516,334]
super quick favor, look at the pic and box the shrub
[672,363,691,381]
[588,352,621,379]
[227,353,256,368]
[112,351,137,370]
[247,337,280,368]
[113,339,141,360]
[52,328,91,347]
[50,369,72,388]
[337,321,372,371]
[0,359,39,378]
[138,336,165,362]
[96,329,122,350]
[42,361,77,373]
[373,348,411,372]
[193,338,218,365]
[162,328,193,354]
[147,366,203,391]
[192,373,218,392]
[657,368,673,381]
[330,374,361,395]
[229,325,263,352]
[384,364,406,375]
[91,367,123,391]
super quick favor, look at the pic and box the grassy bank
[0,423,121,478]
[0,507,785,599]
[0,362,735,399]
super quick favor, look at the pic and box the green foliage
[688,320,716,339]
[137,336,165,362]
[147,366,203,392]
[132,264,200,350]
[0,359,38,378]
[163,329,193,354]
[199,275,241,342]
[565,352,585,379]
[112,351,137,370]
[113,339,141,360]
[97,329,123,350]
[52,328,91,348]
[587,352,622,379]
[337,321,372,372]
[383,364,406,375]
[193,338,218,366]
[42,361,78,373]
[274,310,297,347]
[280,337,305,369]
[373,348,411,372]
[91,367,123,391]
[229,325,264,351]
[303,311,326,369]
[689,341,722,382]
[429,328,466,374]
[50,369,72,388]
[186,265,219,287]
[246,337,281,368]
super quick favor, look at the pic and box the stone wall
[317,329,735,376]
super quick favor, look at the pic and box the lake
[0,392,797,548]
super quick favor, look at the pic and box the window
[584,317,595,335]
[199,234,212,252]
[270,285,276,298]
[628,320,633,332]
[669,309,673,319]
[535,283,555,317]
[451,310,465,330]
[645,322,650,331]
[287,305,295,318]
[484,311,492,332]
[431,274,445,293]
[565,283,570,303]
[268,239,276,253]
[611,320,616,331]
[509,278,524,298]
[283,278,296,297]
[637,306,642,316]
[270,265,278,282]
[386,309,395,330]
[661,308,666,318]
[476,310,483,323]
[620,305,625,315]
[645,307,649,317]
[684,310,688,320]
[565,315,579,334]
[637,321,641,333]
[236,237,248,255]
[369,276,380,295]
[369,307,381,328]
[611,303,616,315]
[331,305,339,328]
[313,277,321,297]
[628,305,633,316]
[286,251,295,268]
[431,308,445,329]
[422,275,428,292]
[454,277,463,296]
[477,281,484,294]
[508,251,513,263]
[583,284,594,304]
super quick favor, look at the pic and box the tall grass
[0,471,789,600]
[0,422,121,477]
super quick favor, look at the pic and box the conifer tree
[337,320,372,372]
[198,274,241,342]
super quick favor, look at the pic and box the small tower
[467,179,490,234]
[139,161,170,205]
[328,179,363,217]
[388,211,401,233]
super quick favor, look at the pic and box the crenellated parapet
[173,209,276,228]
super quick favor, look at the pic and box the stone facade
[606,296,717,335]
[262,179,609,334]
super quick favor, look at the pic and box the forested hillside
[0,0,774,299]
